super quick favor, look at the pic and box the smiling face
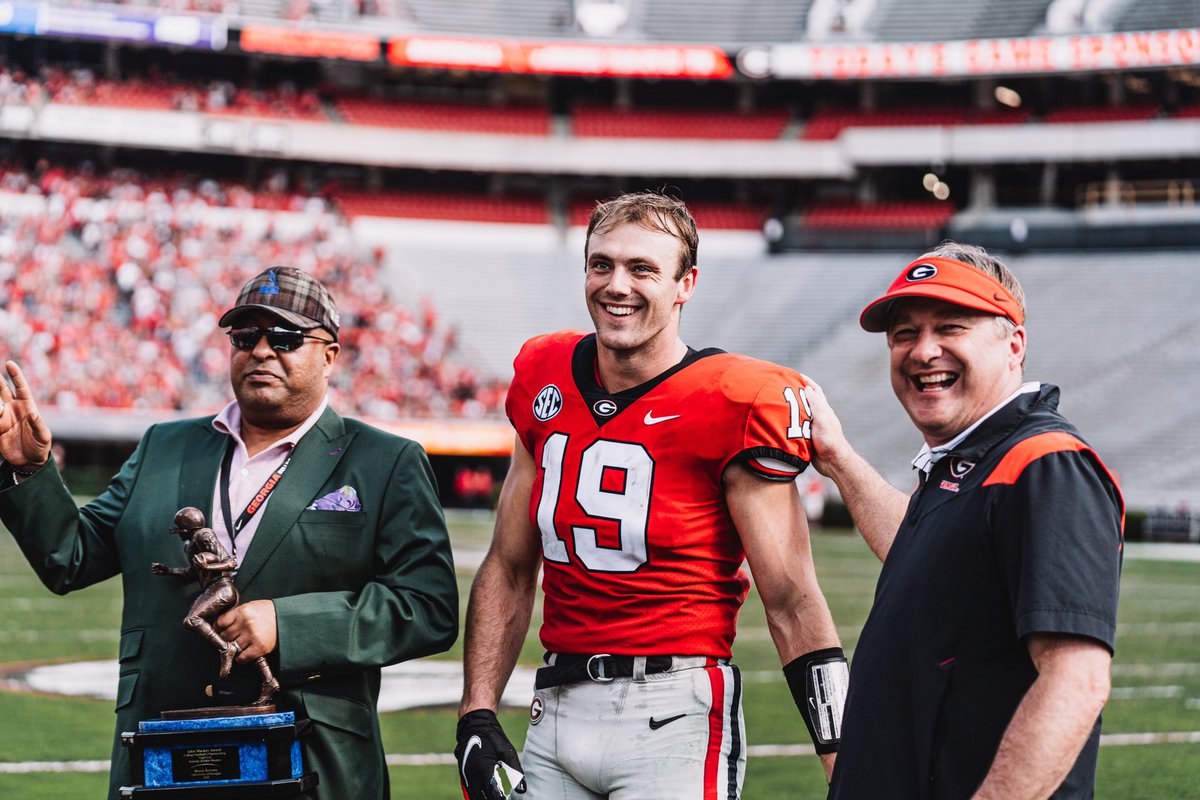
[229,310,339,430]
[584,221,696,374]
[887,297,1026,446]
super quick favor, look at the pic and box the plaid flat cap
[219,266,341,339]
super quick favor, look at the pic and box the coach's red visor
[859,256,1025,332]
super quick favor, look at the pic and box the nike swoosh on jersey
[643,411,681,425]
[648,713,687,730]
[461,735,482,784]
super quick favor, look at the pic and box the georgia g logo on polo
[906,263,938,282]
[949,458,976,478]
[533,385,563,421]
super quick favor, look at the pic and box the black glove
[455,709,527,800]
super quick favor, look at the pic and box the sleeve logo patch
[533,385,563,421]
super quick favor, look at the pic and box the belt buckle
[586,654,615,683]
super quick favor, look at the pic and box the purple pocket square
[307,486,362,512]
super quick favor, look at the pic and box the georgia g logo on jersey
[533,384,564,421]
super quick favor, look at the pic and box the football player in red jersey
[455,192,846,800]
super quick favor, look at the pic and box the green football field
[2,510,1199,798]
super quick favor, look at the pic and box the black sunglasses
[227,326,334,353]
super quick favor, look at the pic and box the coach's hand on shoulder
[456,709,527,800]
[801,377,851,478]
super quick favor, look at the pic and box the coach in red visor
[806,242,1123,799]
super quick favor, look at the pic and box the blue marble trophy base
[119,709,316,797]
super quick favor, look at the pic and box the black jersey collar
[571,333,724,427]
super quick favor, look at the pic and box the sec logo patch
[530,695,544,725]
[533,385,563,421]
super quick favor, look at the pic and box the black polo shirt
[829,385,1124,800]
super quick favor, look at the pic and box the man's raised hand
[0,360,51,471]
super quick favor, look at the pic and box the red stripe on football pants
[704,665,726,798]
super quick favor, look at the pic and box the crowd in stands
[0,63,323,120]
[0,162,506,419]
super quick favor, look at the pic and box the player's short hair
[921,241,1027,327]
[585,191,699,280]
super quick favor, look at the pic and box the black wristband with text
[783,647,849,755]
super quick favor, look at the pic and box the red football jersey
[505,331,814,657]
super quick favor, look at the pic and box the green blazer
[0,406,458,800]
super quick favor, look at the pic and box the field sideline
[2,510,1199,798]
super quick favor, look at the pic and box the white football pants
[522,661,745,799]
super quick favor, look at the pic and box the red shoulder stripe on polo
[982,430,1125,541]
[983,431,1088,486]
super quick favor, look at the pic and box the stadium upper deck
[71,0,1200,43]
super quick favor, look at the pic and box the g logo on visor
[906,263,938,282]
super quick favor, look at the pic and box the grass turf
[2,512,1199,797]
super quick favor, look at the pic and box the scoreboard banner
[0,1,227,49]
[387,35,733,79]
[740,28,1200,80]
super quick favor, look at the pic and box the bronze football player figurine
[152,507,280,705]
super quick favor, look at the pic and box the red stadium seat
[800,107,967,140]
[571,106,790,140]
[1041,104,1160,124]
[336,97,551,136]
[336,191,548,224]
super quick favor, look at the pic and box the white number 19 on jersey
[536,432,653,573]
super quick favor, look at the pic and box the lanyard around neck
[219,440,292,558]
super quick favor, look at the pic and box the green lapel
[177,418,227,527]
[236,406,355,591]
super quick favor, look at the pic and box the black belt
[534,654,678,690]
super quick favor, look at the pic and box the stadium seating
[571,106,791,140]
[1041,104,1161,124]
[802,201,955,230]
[337,191,549,224]
[1171,103,1200,120]
[0,166,505,419]
[44,71,326,121]
[1113,0,1200,31]
[54,79,177,110]
[867,0,1054,41]
[335,97,551,135]
[638,0,813,45]
[399,0,576,37]
[800,107,969,140]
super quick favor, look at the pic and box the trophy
[119,508,317,797]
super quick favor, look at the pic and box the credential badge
[533,385,563,422]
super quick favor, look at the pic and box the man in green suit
[0,266,459,799]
